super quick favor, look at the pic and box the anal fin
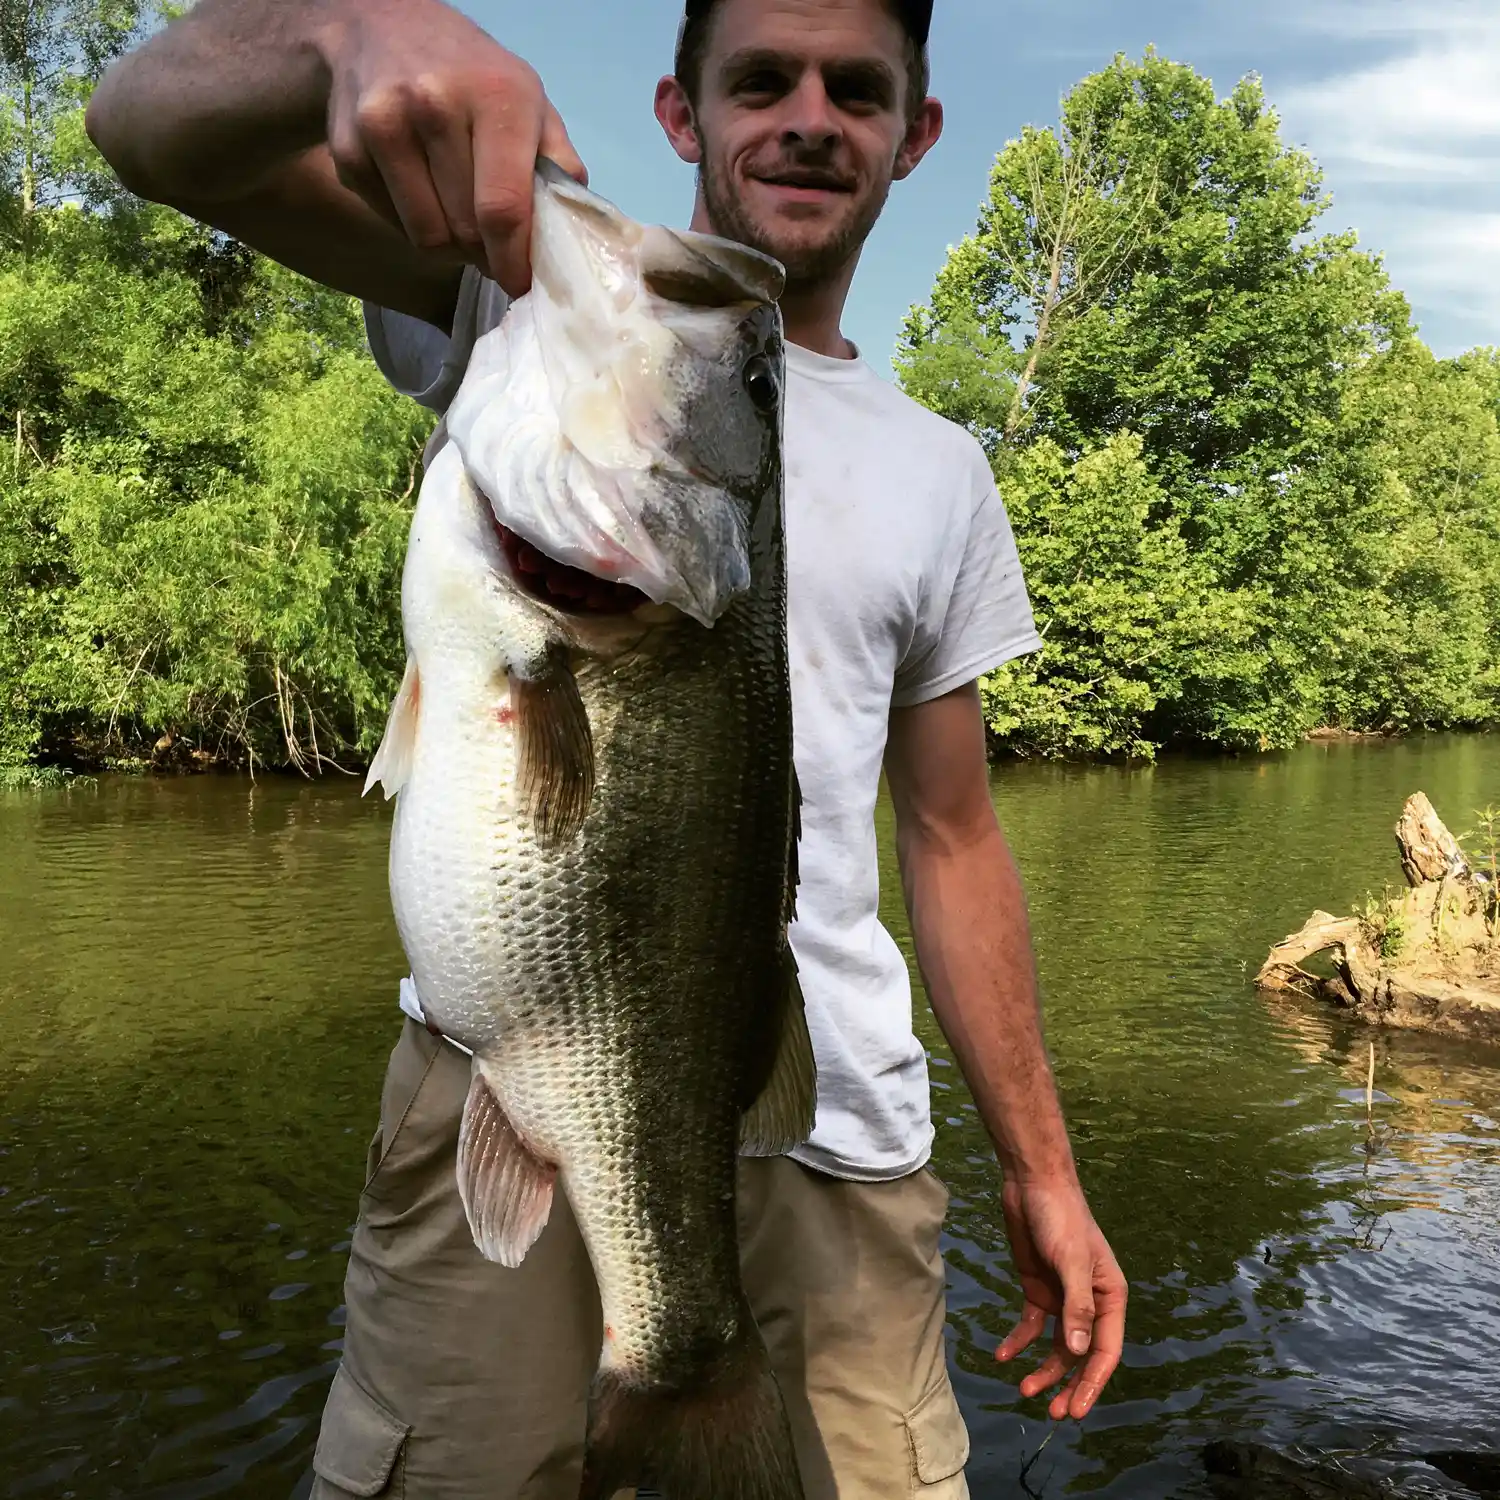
[364,657,420,800]
[513,661,595,846]
[740,952,817,1156]
[457,1063,556,1267]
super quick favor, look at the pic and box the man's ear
[894,96,944,182]
[655,75,703,165]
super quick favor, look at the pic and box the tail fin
[579,1326,804,1500]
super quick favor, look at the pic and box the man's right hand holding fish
[89,2,1129,1496]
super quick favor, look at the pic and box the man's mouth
[752,170,855,196]
[494,521,649,616]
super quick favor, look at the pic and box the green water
[3,736,1499,1497]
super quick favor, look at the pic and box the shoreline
[6,725,1496,786]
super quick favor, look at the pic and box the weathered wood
[1395,791,1467,887]
[1256,793,1499,1042]
[1255,912,1368,998]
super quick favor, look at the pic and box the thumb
[539,101,588,186]
[1060,1254,1097,1357]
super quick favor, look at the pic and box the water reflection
[2,736,1499,1498]
[885,739,1500,1496]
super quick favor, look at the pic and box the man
[88,1,1128,1495]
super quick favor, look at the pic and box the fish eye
[743,355,779,413]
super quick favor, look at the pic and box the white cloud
[1267,2,1500,349]
[1279,16,1500,182]
[1380,212,1500,344]
[1290,0,1500,40]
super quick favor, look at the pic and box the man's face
[664,0,940,291]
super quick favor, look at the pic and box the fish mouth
[495,521,651,616]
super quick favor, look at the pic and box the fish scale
[366,164,813,1499]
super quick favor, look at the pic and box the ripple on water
[4,741,1500,1497]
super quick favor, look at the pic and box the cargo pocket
[361,1026,444,1203]
[905,1369,971,1493]
[312,1365,410,1498]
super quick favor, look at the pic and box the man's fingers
[1018,1349,1071,1398]
[996,1302,1047,1363]
[539,100,588,185]
[342,86,457,254]
[327,98,405,233]
[471,108,544,296]
[1063,1262,1126,1418]
[1059,1253,1098,1358]
[416,113,483,260]
[1046,1365,1083,1421]
[1063,1343,1121,1420]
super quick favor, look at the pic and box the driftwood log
[1204,1440,1500,1498]
[1256,794,1500,1043]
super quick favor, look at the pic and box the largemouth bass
[365,161,813,1500]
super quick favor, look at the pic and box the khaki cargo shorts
[310,1019,971,1499]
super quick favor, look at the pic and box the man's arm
[85,0,586,325]
[885,682,1126,1420]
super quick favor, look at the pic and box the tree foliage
[900,52,1500,757]
[4,30,1497,773]
[0,0,427,772]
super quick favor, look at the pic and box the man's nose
[779,72,841,151]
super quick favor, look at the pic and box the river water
[2,736,1498,1498]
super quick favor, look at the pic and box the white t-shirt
[366,267,1042,1182]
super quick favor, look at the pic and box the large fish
[365,161,813,1500]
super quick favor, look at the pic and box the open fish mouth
[493,518,652,616]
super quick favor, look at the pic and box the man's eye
[828,73,893,112]
[736,72,786,98]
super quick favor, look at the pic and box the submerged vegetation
[1,19,1496,773]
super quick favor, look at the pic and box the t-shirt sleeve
[891,441,1043,709]
[362,265,511,414]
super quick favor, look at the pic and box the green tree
[901,51,1500,755]
[1331,343,1500,730]
[2,0,149,249]
[978,433,1258,758]
[0,1,428,773]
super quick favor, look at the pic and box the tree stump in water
[1395,791,1469,886]
[1255,794,1500,1043]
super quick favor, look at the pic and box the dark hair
[674,0,933,121]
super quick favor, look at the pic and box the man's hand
[994,1178,1127,1420]
[87,0,586,314]
[318,0,586,294]
[885,684,1127,1420]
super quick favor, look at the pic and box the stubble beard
[697,141,894,294]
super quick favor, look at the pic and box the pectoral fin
[512,660,595,846]
[740,953,818,1156]
[364,658,420,800]
[457,1064,557,1268]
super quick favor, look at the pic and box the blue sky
[463,0,1500,373]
